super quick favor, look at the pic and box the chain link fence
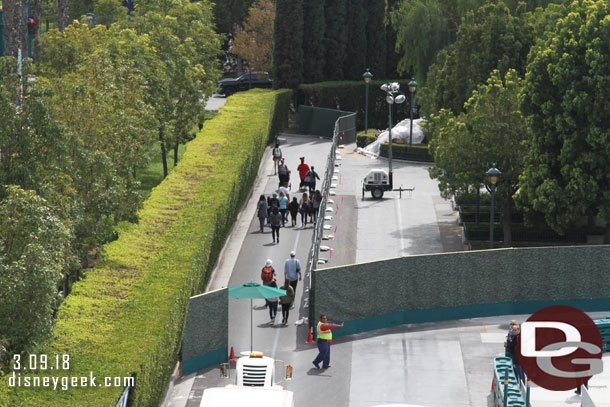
[306,113,356,328]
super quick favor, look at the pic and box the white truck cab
[200,352,294,407]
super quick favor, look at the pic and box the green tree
[344,0,367,80]
[40,22,158,258]
[231,0,275,73]
[272,0,303,88]
[323,0,347,80]
[365,0,386,79]
[429,69,529,246]
[301,0,325,83]
[519,0,610,242]
[134,0,222,174]
[0,186,72,365]
[212,0,255,35]
[94,0,129,27]
[423,1,534,115]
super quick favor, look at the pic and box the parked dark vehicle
[216,72,273,96]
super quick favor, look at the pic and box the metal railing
[306,113,355,327]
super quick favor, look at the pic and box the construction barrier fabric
[313,246,610,337]
[181,288,228,376]
[297,105,356,143]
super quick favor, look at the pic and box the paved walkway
[161,137,610,407]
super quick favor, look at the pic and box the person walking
[267,193,279,225]
[278,191,288,227]
[297,157,310,190]
[284,251,301,292]
[305,166,320,195]
[270,207,282,243]
[261,259,276,286]
[312,314,344,369]
[272,143,282,175]
[278,158,290,188]
[311,190,322,224]
[266,280,279,322]
[288,197,299,227]
[257,195,268,232]
[279,280,295,324]
[299,193,310,228]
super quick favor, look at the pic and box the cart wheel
[371,188,384,199]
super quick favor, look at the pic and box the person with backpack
[279,280,295,324]
[267,193,279,225]
[261,259,276,286]
[299,193,310,228]
[266,280,279,322]
[270,207,282,243]
[278,191,288,227]
[256,195,268,232]
[272,143,282,175]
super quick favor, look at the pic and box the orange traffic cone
[306,327,314,344]
[229,346,236,363]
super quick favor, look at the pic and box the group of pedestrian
[260,251,301,324]
[256,190,323,239]
[270,142,344,370]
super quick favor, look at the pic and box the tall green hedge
[1,89,291,407]
[297,80,418,131]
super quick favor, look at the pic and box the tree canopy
[231,0,275,73]
[519,0,610,241]
[428,69,529,245]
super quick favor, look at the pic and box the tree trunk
[500,197,513,247]
[604,224,610,244]
[57,0,69,32]
[2,0,28,58]
[159,125,168,178]
[31,0,42,62]
[173,142,179,167]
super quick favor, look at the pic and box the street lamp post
[381,82,406,189]
[363,69,373,134]
[486,163,502,249]
[408,77,418,149]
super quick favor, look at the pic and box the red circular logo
[517,305,603,391]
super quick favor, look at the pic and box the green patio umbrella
[228,282,286,352]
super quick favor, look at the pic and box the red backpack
[261,266,273,282]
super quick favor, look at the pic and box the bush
[463,222,588,243]
[1,89,292,407]
[297,80,419,131]
[379,142,433,162]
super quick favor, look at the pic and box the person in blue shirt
[284,251,301,292]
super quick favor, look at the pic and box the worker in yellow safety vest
[312,315,344,369]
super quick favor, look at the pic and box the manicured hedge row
[297,80,418,131]
[1,89,291,407]
[357,133,433,162]
[463,222,588,243]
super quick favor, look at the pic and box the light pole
[363,69,373,134]
[408,77,418,149]
[381,82,406,189]
[487,163,502,249]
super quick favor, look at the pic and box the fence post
[502,368,509,407]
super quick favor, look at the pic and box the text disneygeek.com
[8,372,135,391]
